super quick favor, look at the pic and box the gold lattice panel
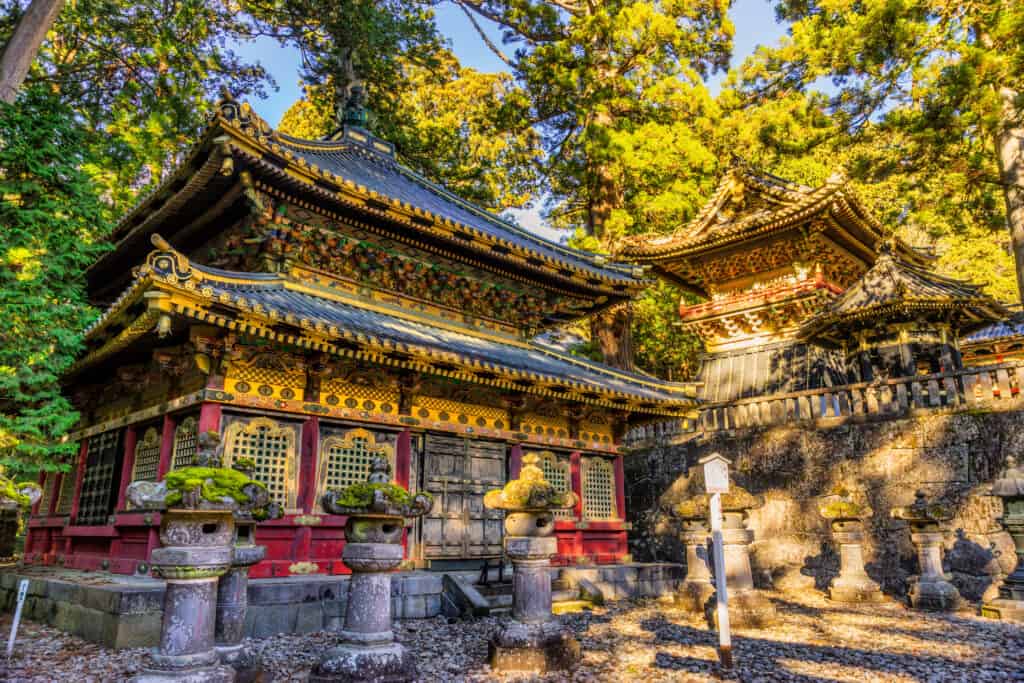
[171,417,198,470]
[322,378,399,403]
[37,473,57,515]
[55,469,77,516]
[318,428,395,509]
[227,355,305,401]
[535,451,574,520]
[412,396,508,430]
[223,417,298,510]
[131,427,162,482]
[582,457,618,520]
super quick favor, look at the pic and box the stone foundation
[0,562,683,648]
[625,411,1024,602]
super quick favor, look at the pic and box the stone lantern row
[674,465,1024,623]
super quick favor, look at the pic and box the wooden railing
[623,360,1024,446]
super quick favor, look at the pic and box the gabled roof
[76,237,698,415]
[618,165,920,265]
[798,251,1009,346]
[962,313,1024,346]
[90,94,643,304]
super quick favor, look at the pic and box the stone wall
[624,410,1024,601]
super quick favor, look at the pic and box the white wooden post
[701,453,733,669]
[6,579,28,659]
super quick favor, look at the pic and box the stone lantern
[484,453,581,673]
[715,486,776,628]
[215,456,283,677]
[891,490,962,611]
[818,486,883,603]
[673,497,714,612]
[982,457,1024,621]
[0,467,42,558]
[310,457,432,683]
[126,432,274,683]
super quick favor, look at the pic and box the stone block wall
[624,410,1024,601]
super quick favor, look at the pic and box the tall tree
[0,0,64,103]
[454,0,731,369]
[0,87,111,473]
[737,0,1024,303]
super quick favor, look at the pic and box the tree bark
[591,302,635,370]
[996,87,1024,306]
[0,0,65,104]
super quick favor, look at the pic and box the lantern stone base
[489,620,581,673]
[676,580,715,612]
[131,664,236,683]
[709,590,776,629]
[908,576,962,612]
[308,642,415,683]
[981,597,1024,622]
[829,582,885,604]
[215,643,259,682]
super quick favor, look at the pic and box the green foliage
[327,481,426,508]
[0,87,112,474]
[0,474,40,508]
[632,283,703,381]
[0,0,272,208]
[163,466,267,508]
[731,0,1024,303]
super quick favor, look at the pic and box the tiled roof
[187,262,689,404]
[799,252,1008,342]
[962,314,1024,345]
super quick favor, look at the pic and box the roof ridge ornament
[211,86,274,140]
[139,233,199,286]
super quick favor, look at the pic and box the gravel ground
[0,591,1022,682]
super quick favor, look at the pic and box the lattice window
[535,451,574,520]
[131,427,162,482]
[171,417,198,470]
[582,457,618,521]
[223,417,298,510]
[318,428,395,509]
[78,430,122,525]
[54,469,77,516]
[36,473,57,516]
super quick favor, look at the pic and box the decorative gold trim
[223,417,298,511]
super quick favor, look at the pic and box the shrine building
[618,165,938,402]
[25,95,697,578]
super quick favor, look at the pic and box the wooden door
[421,434,506,559]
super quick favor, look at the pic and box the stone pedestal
[908,530,962,611]
[676,520,714,612]
[982,460,1024,621]
[489,535,580,673]
[133,509,236,683]
[215,521,265,679]
[713,512,775,628]
[826,520,883,603]
[310,541,415,683]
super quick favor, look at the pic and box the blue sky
[234,0,787,238]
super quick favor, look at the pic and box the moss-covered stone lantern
[673,497,714,612]
[891,490,962,611]
[310,457,432,683]
[126,431,274,683]
[484,453,581,673]
[819,486,883,603]
[982,457,1024,621]
[215,453,283,676]
[0,467,42,558]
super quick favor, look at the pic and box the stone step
[475,582,513,598]
[490,606,512,617]
[488,594,513,608]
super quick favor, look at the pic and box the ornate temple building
[618,166,933,402]
[25,96,697,578]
